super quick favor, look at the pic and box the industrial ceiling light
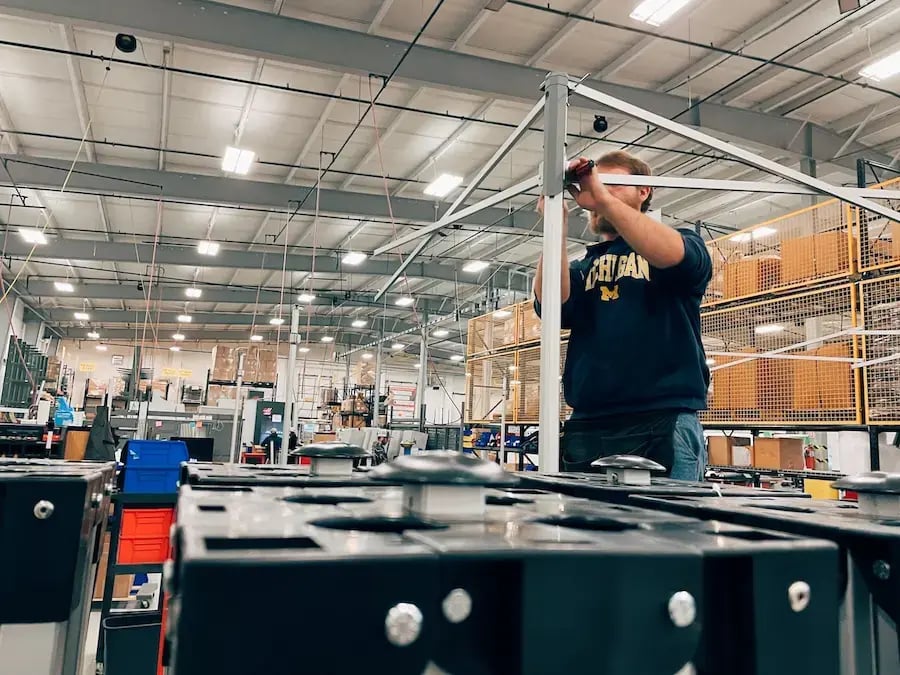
[450,354,464,362]
[250,335,263,342]
[424,173,463,198]
[269,317,285,326]
[177,314,192,323]
[392,343,405,350]
[173,333,185,341]
[351,319,367,328]
[221,146,255,175]
[860,48,900,82]
[96,344,108,351]
[629,0,693,26]
[19,228,47,245]
[414,363,422,369]
[361,353,374,360]
[395,296,414,307]
[298,346,310,353]
[754,324,784,335]
[493,309,512,319]
[298,293,316,303]
[320,336,334,343]
[74,312,90,321]
[432,328,449,338]
[87,331,100,339]
[462,260,489,273]
[342,251,367,265]
[185,287,202,299]
[54,281,75,292]
[729,226,777,243]
[197,241,220,256]
[705,358,716,366]
[170,346,181,352]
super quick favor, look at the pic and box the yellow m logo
[599,285,619,301]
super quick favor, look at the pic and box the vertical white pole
[281,304,300,464]
[373,330,383,428]
[416,325,428,423]
[538,72,568,474]
[229,351,245,464]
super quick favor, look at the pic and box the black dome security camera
[115,33,137,53]
[593,115,609,133]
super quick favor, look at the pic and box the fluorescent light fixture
[173,333,185,341]
[298,346,310,353]
[860,48,900,82]
[754,324,784,335]
[170,346,180,352]
[269,317,285,326]
[221,146,255,175]
[298,293,316,303]
[74,312,90,321]
[361,353,374,360]
[494,309,512,319]
[629,0,693,26]
[705,358,716,366]
[197,240,220,256]
[432,328,449,338]
[351,319,367,328]
[423,173,463,198]
[342,251,367,265]
[96,344,107,351]
[729,226,778,244]
[87,331,100,339]
[395,296,414,307]
[19,228,47,245]
[450,354,464,362]
[414,363,422,369]
[54,281,75,292]
[320,336,334,343]
[392,343,405,350]
[462,260,489,273]
[185,287,202,299]
[250,335,263,342]
[177,314,192,323]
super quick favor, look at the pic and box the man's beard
[589,217,617,236]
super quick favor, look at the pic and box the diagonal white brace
[570,81,900,224]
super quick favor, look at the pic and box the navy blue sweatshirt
[535,229,712,418]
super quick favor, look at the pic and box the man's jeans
[559,412,707,481]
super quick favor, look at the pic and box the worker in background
[263,428,282,463]
[534,151,712,479]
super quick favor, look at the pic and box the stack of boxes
[782,231,854,284]
[211,346,237,381]
[243,346,277,383]
[723,257,781,299]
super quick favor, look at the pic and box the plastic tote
[102,612,162,675]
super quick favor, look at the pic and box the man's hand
[537,195,569,223]
[566,157,613,213]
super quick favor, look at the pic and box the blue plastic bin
[122,440,188,493]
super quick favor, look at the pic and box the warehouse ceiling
[0,0,898,358]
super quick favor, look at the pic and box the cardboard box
[893,222,900,261]
[781,234,817,283]
[723,258,781,299]
[708,358,732,410]
[94,531,134,601]
[792,343,853,410]
[707,436,733,466]
[732,445,752,467]
[814,230,853,276]
[758,357,793,412]
[753,437,804,470]
[729,349,758,409]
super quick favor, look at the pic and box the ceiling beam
[1,235,531,291]
[0,154,534,233]
[0,0,890,171]
[21,280,480,315]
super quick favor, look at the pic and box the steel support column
[280,304,299,464]
[537,72,568,474]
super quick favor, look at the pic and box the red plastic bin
[117,507,175,565]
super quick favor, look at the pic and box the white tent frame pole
[570,81,900,224]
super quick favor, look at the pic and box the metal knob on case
[591,454,666,486]
[295,441,371,477]
[369,450,518,519]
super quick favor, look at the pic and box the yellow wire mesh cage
[464,353,516,424]
[855,177,900,274]
[513,342,571,423]
[860,273,900,425]
[466,305,518,357]
[701,284,860,425]
[703,199,854,307]
[518,300,541,346]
